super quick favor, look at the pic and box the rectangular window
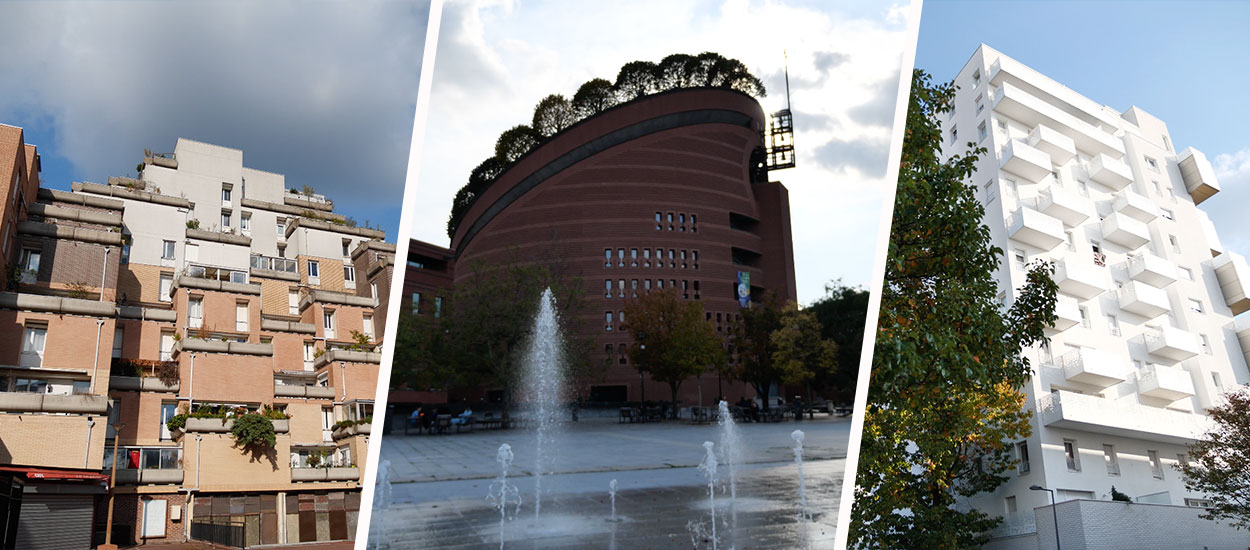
[434,296,443,318]
[344,265,356,282]
[1103,444,1120,476]
[605,311,613,332]
[1005,496,1016,515]
[631,279,638,297]
[221,187,232,205]
[1148,450,1163,479]
[1200,334,1211,355]
[643,248,650,267]
[221,212,231,228]
[121,243,131,264]
[363,314,374,339]
[618,279,625,298]
[1079,306,1090,328]
[323,310,336,339]
[161,240,175,260]
[308,260,320,283]
[975,94,984,114]
[1179,267,1193,280]
[1160,208,1174,221]
[277,219,285,236]
[978,121,987,141]
[1014,249,1027,270]
[1064,439,1081,471]
[605,249,612,268]
[411,292,420,314]
[236,301,248,332]
[630,248,638,267]
[1145,156,1160,173]
[342,241,351,257]
[605,280,612,298]
[303,342,316,369]
[1169,234,1181,254]
[289,289,300,315]
[160,331,174,361]
[1016,441,1030,474]
[1106,315,1120,337]
[159,273,173,302]
[141,499,168,538]
[112,327,124,358]
[644,279,651,291]
[655,212,662,230]
[160,402,178,441]
[1188,298,1204,314]
[188,297,203,329]
[950,126,958,143]
[20,324,47,368]
[617,248,625,267]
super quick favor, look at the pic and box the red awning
[0,466,110,482]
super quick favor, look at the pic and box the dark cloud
[808,136,890,178]
[0,1,430,239]
[846,72,902,129]
[813,51,851,75]
[793,110,840,133]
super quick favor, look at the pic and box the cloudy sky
[0,1,431,240]
[409,0,914,305]
[917,1,1250,259]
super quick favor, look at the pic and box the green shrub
[231,413,276,449]
[166,413,188,432]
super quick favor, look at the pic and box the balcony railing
[184,263,248,284]
[103,446,182,471]
[250,254,298,273]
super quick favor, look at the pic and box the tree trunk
[669,381,681,419]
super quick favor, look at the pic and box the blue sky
[0,1,430,241]
[916,0,1250,254]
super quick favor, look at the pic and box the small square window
[1064,439,1081,471]
[161,240,175,260]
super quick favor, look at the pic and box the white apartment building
[944,45,1250,550]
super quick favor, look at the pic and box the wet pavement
[369,415,849,549]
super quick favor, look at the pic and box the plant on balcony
[260,405,289,420]
[313,347,325,359]
[185,219,200,230]
[1179,389,1250,528]
[1110,486,1132,502]
[331,417,372,431]
[347,330,372,352]
[230,413,277,449]
[65,281,94,300]
[190,325,213,341]
[301,185,316,196]
[166,413,188,432]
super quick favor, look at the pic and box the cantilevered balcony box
[1117,280,1170,319]
[1050,294,1083,332]
[1038,186,1091,226]
[274,383,335,399]
[999,140,1053,182]
[1212,252,1250,315]
[1146,325,1200,363]
[1112,189,1159,222]
[291,467,359,482]
[1059,348,1128,389]
[1177,147,1221,205]
[181,417,290,434]
[332,422,371,440]
[1100,212,1151,250]
[1236,316,1250,369]
[1138,364,1196,402]
[1027,124,1077,164]
[1128,252,1179,288]
[0,393,109,414]
[1087,153,1133,190]
[1039,390,1212,445]
[116,469,184,485]
[109,376,180,393]
[992,82,1125,159]
[1006,206,1065,250]
[1054,257,1110,299]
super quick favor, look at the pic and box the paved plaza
[369,414,850,549]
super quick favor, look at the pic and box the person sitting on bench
[450,407,473,426]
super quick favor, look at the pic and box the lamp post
[638,343,646,403]
[98,422,125,550]
[1030,484,1060,550]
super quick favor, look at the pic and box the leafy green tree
[494,125,540,163]
[532,94,577,138]
[656,53,698,91]
[621,289,723,415]
[849,70,1058,549]
[726,292,786,411]
[571,78,619,118]
[771,306,838,393]
[614,60,659,101]
[390,307,450,390]
[447,156,507,238]
[806,281,869,398]
[1179,388,1250,528]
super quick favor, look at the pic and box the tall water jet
[608,479,618,522]
[522,288,566,518]
[792,429,809,550]
[486,443,521,550]
[370,459,393,550]
[698,441,719,550]
[716,400,742,538]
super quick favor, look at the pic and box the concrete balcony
[274,384,336,399]
[109,376,180,393]
[1050,294,1083,331]
[1054,256,1110,299]
[1177,147,1221,205]
[181,417,290,434]
[1111,189,1158,222]
[311,349,383,370]
[1212,252,1250,315]
[115,469,184,485]
[0,393,108,414]
[1006,206,1065,250]
[999,140,1053,182]
[1027,124,1077,164]
[331,422,372,440]
[1038,186,1091,226]
[992,82,1125,159]
[1100,212,1151,250]
[1138,364,1196,402]
[291,467,360,482]
[1128,252,1178,288]
[1146,325,1200,363]
[173,339,273,357]
[1117,280,1171,319]
[1056,348,1128,389]
[1236,317,1250,369]
[1087,154,1134,190]
[1039,390,1212,445]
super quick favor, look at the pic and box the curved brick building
[408,87,796,406]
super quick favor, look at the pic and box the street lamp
[638,343,646,403]
[1030,485,1060,550]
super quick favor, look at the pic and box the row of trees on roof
[446,52,767,239]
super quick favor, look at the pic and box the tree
[494,125,540,164]
[726,292,786,411]
[390,306,450,390]
[531,94,577,139]
[613,60,659,101]
[770,306,838,395]
[621,289,723,415]
[447,156,508,239]
[806,281,870,398]
[655,53,698,91]
[1179,388,1250,528]
[571,78,618,118]
[848,70,1058,549]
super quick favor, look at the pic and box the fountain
[791,429,809,550]
[522,288,566,518]
[717,400,742,540]
[370,459,393,550]
[608,479,619,522]
[698,441,719,550]
[486,443,521,550]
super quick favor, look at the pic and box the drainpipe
[99,247,110,301]
[90,319,105,393]
[187,353,196,411]
[84,417,95,468]
[340,361,347,401]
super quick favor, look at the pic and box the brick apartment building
[0,129,395,548]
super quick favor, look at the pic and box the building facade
[403,87,797,407]
[944,46,1250,548]
[0,134,394,547]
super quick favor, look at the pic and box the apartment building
[943,46,1250,549]
[0,134,394,548]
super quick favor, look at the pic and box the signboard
[737,272,750,308]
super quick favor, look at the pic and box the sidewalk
[121,540,354,549]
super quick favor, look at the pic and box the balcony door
[321,408,334,441]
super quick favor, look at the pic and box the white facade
[944,45,1250,542]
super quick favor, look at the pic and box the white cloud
[1210,148,1250,254]
[411,0,912,303]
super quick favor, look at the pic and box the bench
[619,407,637,423]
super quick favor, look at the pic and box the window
[644,279,651,291]
[1144,156,1159,173]
[1004,496,1017,515]
[308,260,320,282]
[972,69,981,86]
[160,332,174,361]
[1016,441,1030,474]
[221,211,231,228]
[289,289,300,315]
[236,301,248,332]
[667,212,674,230]
[655,212,662,230]
[631,279,638,297]
[113,327,124,358]
[1185,498,1213,508]
[1187,298,1205,314]
[618,248,625,267]
[604,249,612,268]
[160,402,179,441]
[1200,334,1211,355]
[240,212,251,231]
[159,273,173,302]
[1148,450,1163,479]
[977,121,987,141]
[630,248,638,267]
[1160,208,1174,221]
[1212,372,1224,391]
[20,324,47,367]
[303,342,316,369]
[323,310,336,339]
[1169,235,1180,254]
[1013,249,1027,270]
[1064,439,1081,471]
[605,311,613,331]
[643,248,650,267]
[434,297,442,318]
[1179,267,1193,280]
[344,265,356,283]
[997,118,1007,132]
[277,219,286,236]
[363,314,374,339]
[692,251,698,268]
[1078,306,1090,328]
[221,187,232,205]
[1103,444,1120,476]
[605,280,612,298]
[411,292,420,314]
[984,180,996,203]
[605,343,613,356]
[161,240,175,260]
[188,297,203,329]
[121,242,130,265]
[950,126,958,143]
[975,94,984,114]
[1106,315,1120,337]
[618,279,625,298]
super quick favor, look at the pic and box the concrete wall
[1035,499,1250,550]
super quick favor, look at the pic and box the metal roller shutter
[15,494,92,550]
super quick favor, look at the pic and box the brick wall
[118,262,170,306]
